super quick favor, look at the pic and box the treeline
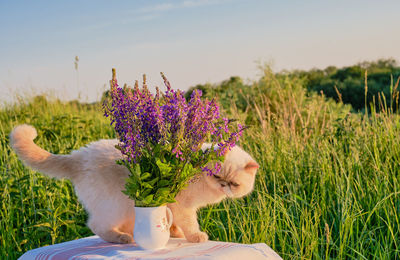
[186,59,400,112]
[286,58,400,111]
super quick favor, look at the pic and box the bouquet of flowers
[103,69,243,207]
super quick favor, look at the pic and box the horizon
[1,0,399,102]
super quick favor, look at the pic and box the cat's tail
[10,124,80,181]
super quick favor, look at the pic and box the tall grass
[0,96,114,258]
[1,70,400,259]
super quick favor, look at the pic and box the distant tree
[285,59,400,111]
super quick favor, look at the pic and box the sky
[1,0,399,102]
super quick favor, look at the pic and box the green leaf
[140,172,151,180]
[181,163,194,178]
[148,177,159,186]
[165,198,176,204]
[123,162,141,181]
[142,182,153,189]
[156,159,172,175]
[143,194,154,204]
[157,187,170,196]
[141,189,152,198]
[125,178,139,191]
[116,159,124,166]
[158,179,170,187]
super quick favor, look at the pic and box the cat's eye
[213,175,221,179]
[230,182,239,187]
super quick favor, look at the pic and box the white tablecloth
[19,236,282,260]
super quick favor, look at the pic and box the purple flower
[201,162,222,176]
[103,71,244,175]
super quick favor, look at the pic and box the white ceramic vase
[133,205,173,250]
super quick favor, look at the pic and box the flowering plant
[103,69,244,207]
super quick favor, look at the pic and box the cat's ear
[245,161,259,175]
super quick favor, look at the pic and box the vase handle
[166,207,173,228]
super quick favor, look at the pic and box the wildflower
[103,69,244,206]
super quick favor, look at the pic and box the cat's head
[204,146,259,198]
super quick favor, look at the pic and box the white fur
[10,124,259,244]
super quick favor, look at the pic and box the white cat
[10,124,259,244]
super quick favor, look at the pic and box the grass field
[1,70,400,259]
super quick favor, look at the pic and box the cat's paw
[117,233,134,244]
[186,231,208,243]
[170,224,185,238]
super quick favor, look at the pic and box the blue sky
[1,0,399,102]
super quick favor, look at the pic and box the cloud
[137,3,176,13]
[84,0,233,30]
[182,0,231,8]
[135,0,232,16]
